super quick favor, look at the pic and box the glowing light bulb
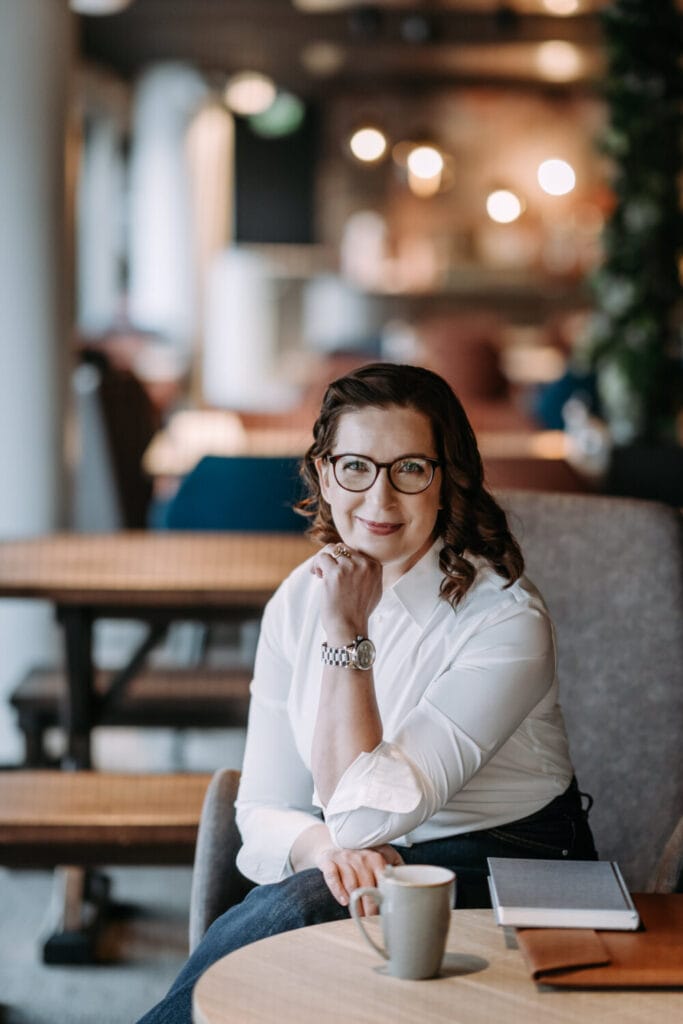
[224,72,276,116]
[537,158,576,196]
[536,41,583,81]
[542,0,580,15]
[486,190,523,224]
[406,146,443,179]
[349,127,387,162]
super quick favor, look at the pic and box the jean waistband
[521,776,592,825]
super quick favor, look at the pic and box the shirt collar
[385,539,445,628]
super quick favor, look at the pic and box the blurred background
[0,0,681,761]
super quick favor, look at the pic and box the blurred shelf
[239,245,591,321]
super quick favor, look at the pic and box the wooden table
[193,910,682,1024]
[0,532,313,768]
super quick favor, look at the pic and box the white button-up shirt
[235,540,573,884]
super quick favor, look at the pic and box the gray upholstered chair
[650,815,683,894]
[189,767,252,951]
[503,490,683,891]
[189,491,683,951]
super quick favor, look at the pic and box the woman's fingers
[310,545,355,577]
[347,852,380,917]
[336,858,365,909]
[354,847,403,915]
[310,543,381,578]
[376,844,405,867]
[332,851,376,911]
[319,857,349,907]
[309,550,334,576]
[316,847,400,916]
[311,544,383,638]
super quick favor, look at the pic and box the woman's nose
[366,467,397,505]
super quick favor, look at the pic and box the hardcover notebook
[487,858,640,930]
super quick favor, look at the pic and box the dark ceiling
[78,1,606,98]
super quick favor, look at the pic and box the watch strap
[320,641,355,667]
[321,635,374,670]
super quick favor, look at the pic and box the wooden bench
[0,770,212,867]
[10,666,251,766]
[0,770,213,962]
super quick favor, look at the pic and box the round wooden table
[192,910,681,1024]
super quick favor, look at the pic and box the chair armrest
[649,816,683,893]
[189,768,254,952]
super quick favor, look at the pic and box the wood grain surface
[0,771,213,866]
[193,911,683,1024]
[0,533,314,605]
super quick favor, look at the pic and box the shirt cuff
[235,806,323,885]
[324,741,423,819]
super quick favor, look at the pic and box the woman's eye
[342,459,371,473]
[397,460,426,475]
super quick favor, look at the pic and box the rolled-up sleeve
[235,591,322,884]
[324,603,555,849]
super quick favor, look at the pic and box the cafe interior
[0,1,681,1021]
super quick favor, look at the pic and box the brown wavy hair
[296,362,523,605]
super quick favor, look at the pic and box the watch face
[354,638,376,670]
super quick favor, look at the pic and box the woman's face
[316,404,442,587]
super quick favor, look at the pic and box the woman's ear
[315,457,332,503]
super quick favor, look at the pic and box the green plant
[581,0,682,444]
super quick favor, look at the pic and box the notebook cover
[516,894,683,988]
[487,857,640,929]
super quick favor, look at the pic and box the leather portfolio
[515,893,683,988]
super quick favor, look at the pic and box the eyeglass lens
[332,455,435,493]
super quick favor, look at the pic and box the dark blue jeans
[137,779,596,1024]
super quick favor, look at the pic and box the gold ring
[334,543,352,558]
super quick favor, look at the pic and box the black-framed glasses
[326,453,441,494]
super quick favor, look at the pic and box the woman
[139,363,596,1023]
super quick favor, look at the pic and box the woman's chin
[354,538,409,571]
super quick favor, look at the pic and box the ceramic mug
[350,864,456,979]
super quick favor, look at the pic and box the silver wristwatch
[321,635,376,671]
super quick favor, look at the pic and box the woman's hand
[310,543,383,644]
[315,843,405,917]
[290,824,403,916]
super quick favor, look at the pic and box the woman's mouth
[357,517,402,536]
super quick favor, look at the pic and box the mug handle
[349,886,387,961]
